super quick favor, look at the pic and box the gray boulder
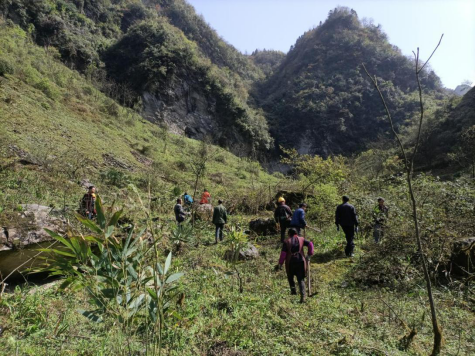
[224,243,259,261]
[249,218,277,236]
[0,204,66,279]
[194,203,213,221]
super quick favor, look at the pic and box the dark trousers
[290,226,303,236]
[215,223,224,242]
[341,225,355,256]
[287,261,306,296]
[279,220,290,242]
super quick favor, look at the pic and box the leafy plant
[37,195,184,354]
[225,227,248,293]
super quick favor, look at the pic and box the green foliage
[100,169,130,188]
[37,196,184,354]
[250,49,285,77]
[104,18,272,152]
[225,226,248,293]
[260,6,447,156]
[0,57,14,76]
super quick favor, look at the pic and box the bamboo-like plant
[37,195,184,355]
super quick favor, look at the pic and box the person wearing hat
[373,197,389,243]
[274,197,293,243]
[335,195,359,257]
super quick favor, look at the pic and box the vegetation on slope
[0,0,273,153]
[258,7,448,157]
[414,87,475,174]
[0,20,278,216]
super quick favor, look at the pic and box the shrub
[34,78,60,100]
[0,58,14,76]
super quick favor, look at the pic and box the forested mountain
[0,0,272,155]
[257,7,448,157]
[249,49,286,77]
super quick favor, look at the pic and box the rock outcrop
[194,204,213,221]
[249,218,277,236]
[224,243,259,261]
[0,204,66,279]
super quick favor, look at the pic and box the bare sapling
[362,34,444,355]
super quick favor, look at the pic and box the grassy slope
[1,228,474,355]
[0,21,279,214]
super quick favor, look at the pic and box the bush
[0,58,14,76]
[34,78,60,100]
[101,99,120,117]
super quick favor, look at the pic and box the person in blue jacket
[290,203,308,235]
[183,192,193,208]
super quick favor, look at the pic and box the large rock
[194,204,213,221]
[450,237,475,276]
[0,204,66,279]
[249,218,277,236]
[224,243,259,261]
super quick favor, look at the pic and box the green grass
[1,224,474,355]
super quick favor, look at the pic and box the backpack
[277,205,291,223]
[284,236,307,275]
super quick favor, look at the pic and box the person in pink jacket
[278,228,314,303]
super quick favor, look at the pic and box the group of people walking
[275,195,389,302]
[174,189,228,244]
[80,185,388,304]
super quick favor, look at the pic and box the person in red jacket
[278,228,314,303]
[199,189,211,204]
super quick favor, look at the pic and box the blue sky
[187,0,475,89]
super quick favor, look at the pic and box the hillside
[0,0,272,155]
[415,86,475,172]
[257,7,448,157]
[0,20,279,215]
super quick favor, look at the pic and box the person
[373,197,389,243]
[200,189,211,205]
[212,199,228,244]
[174,198,189,224]
[183,192,193,207]
[80,186,96,219]
[290,203,308,235]
[335,195,359,257]
[274,197,293,243]
[278,228,314,303]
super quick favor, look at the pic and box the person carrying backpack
[80,186,96,219]
[274,197,292,242]
[278,228,314,303]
